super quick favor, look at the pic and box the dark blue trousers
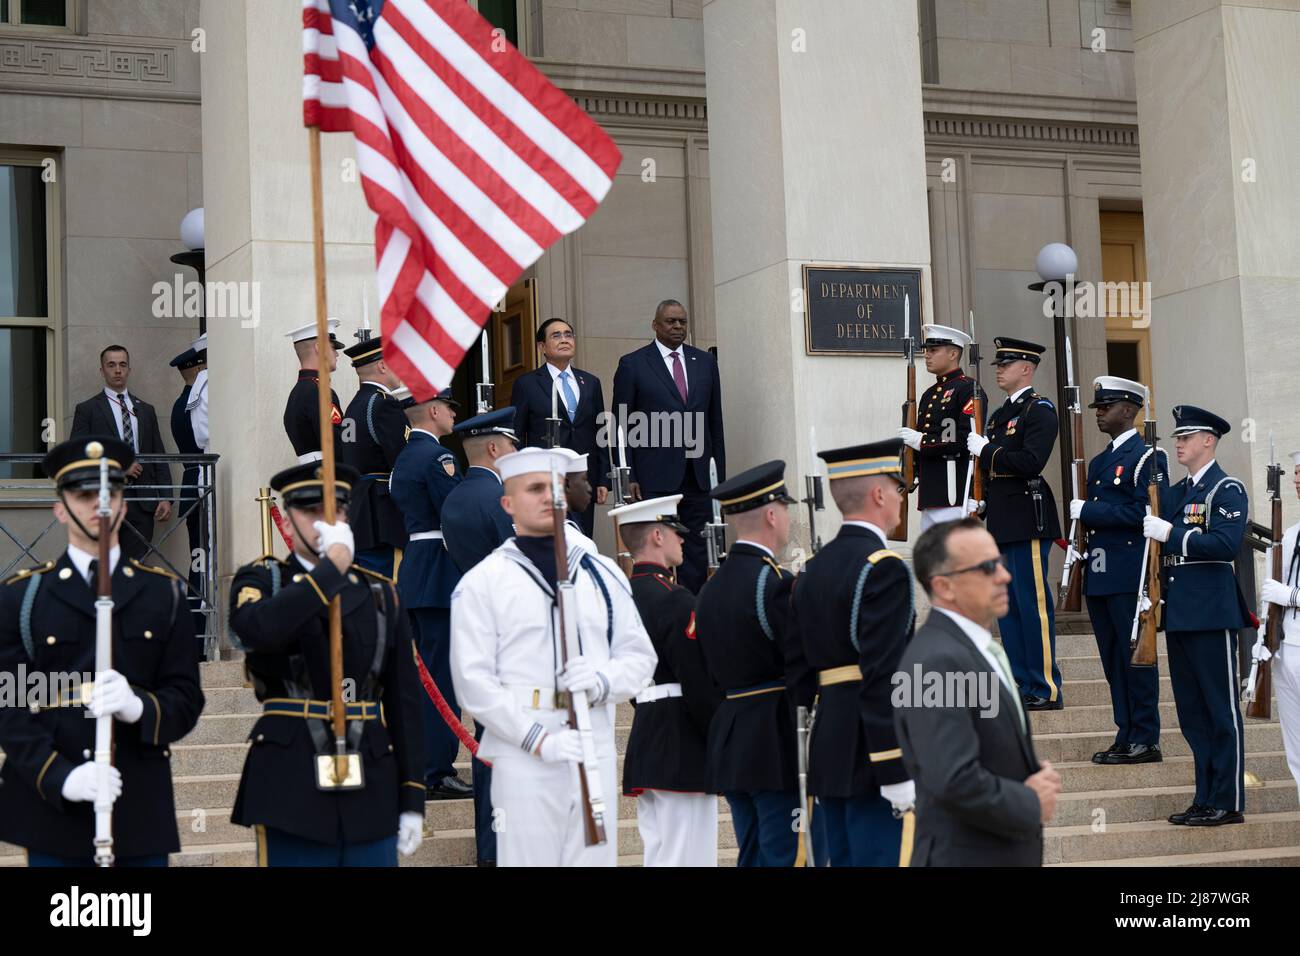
[258,827,397,867]
[817,793,903,867]
[28,852,167,867]
[472,722,495,864]
[724,790,799,867]
[410,607,460,784]
[998,538,1061,702]
[1167,629,1246,812]
[355,546,396,579]
[1087,592,1160,746]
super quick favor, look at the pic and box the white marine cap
[1088,376,1148,408]
[1290,450,1300,468]
[609,494,689,533]
[553,447,588,474]
[191,333,208,351]
[285,318,341,344]
[497,447,570,483]
[920,324,972,350]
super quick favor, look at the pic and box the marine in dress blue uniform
[340,335,409,579]
[968,337,1063,710]
[283,319,345,464]
[388,385,473,800]
[439,406,518,864]
[1144,406,1252,826]
[1070,377,1166,764]
[0,437,204,866]
[792,440,918,866]
[694,460,810,867]
[169,340,208,642]
[228,461,427,865]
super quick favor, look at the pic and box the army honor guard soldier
[449,447,657,867]
[1143,406,1251,827]
[283,319,346,464]
[898,325,986,530]
[228,461,426,865]
[1068,377,1165,765]
[613,494,721,867]
[967,337,1063,711]
[0,437,204,866]
[694,460,810,867]
[792,440,917,866]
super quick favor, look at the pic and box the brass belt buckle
[315,752,366,791]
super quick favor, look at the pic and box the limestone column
[1135,1,1300,499]
[703,0,933,551]
[200,0,376,631]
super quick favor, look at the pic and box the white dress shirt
[1189,459,1216,487]
[843,519,889,541]
[104,387,138,452]
[733,539,773,558]
[67,543,121,583]
[1007,385,1033,405]
[1110,428,1138,452]
[654,338,688,394]
[546,362,579,419]
[187,369,209,453]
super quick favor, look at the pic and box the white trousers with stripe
[1272,642,1300,798]
[636,790,718,867]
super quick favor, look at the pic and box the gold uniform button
[58,567,72,580]
[45,635,56,645]
[163,749,170,757]
[30,704,40,714]
[123,567,134,578]
[388,744,394,752]
[293,574,305,583]
[348,574,359,584]
[144,630,153,639]
[256,734,265,742]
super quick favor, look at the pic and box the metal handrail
[0,453,222,660]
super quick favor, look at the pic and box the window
[467,0,533,55]
[0,156,59,480]
[0,0,74,30]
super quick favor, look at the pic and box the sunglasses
[934,556,1007,578]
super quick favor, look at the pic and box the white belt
[636,682,682,704]
[409,530,443,541]
[297,452,323,464]
[506,684,570,711]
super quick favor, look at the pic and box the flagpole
[308,124,348,784]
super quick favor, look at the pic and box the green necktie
[986,640,1027,733]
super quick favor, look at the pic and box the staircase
[0,623,1295,866]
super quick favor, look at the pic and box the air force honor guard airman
[0,437,204,866]
[967,337,1063,711]
[1069,377,1165,765]
[227,460,426,866]
[283,319,345,464]
[449,447,657,866]
[1143,406,1251,826]
[793,440,917,866]
[694,460,809,867]
[614,494,721,867]
[340,336,409,579]
[898,325,986,529]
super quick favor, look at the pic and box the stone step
[201,660,247,689]
[199,686,260,715]
[1054,751,1289,794]
[1034,722,1282,764]
[1030,702,1276,736]
[1053,677,1174,708]
[1052,632,1165,658]
[1044,809,1300,864]
[1056,844,1300,867]
[1058,654,1168,681]
[1049,780,1298,828]
[173,743,248,777]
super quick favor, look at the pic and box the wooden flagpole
[308,125,348,782]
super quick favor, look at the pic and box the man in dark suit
[894,518,1061,866]
[613,299,725,593]
[510,317,609,535]
[70,345,173,563]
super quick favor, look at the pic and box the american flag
[302,0,621,400]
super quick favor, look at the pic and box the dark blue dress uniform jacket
[389,431,462,609]
[622,563,719,794]
[283,370,343,460]
[228,555,426,845]
[0,554,204,858]
[440,466,515,574]
[1158,462,1252,632]
[790,524,914,796]
[914,369,987,509]
[693,543,812,793]
[977,389,1062,544]
[341,382,409,552]
[1080,435,1168,596]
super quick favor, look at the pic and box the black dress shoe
[1186,808,1245,827]
[1105,743,1163,765]
[1092,742,1126,764]
[1022,695,1063,711]
[1168,804,1205,825]
[426,774,474,800]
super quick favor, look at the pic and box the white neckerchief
[654,338,688,391]
[843,519,888,541]
[1190,459,1217,487]
[1110,428,1138,452]
[67,543,121,584]
[933,606,1013,695]
[734,538,773,558]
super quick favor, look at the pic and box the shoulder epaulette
[353,564,395,586]
[129,558,181,582]
[4,561,55,586]
[867,549,903,565]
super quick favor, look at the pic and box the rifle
[705,455,727,578]
[801,427,824,556]
[608,423,634,576]
[1058,335,1085,612]
[796,704,815,868]
[961,310,984,515]
[1243,437,1283,719]
[92,454,116,867]
[551,459,609,846]
[892,292,916,541]
[476,328,494,415]
[1130,404,1164,666]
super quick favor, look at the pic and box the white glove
[965,498,983,516]
[897,427,923,451]
[558,655,606,703]
[1261,578,1297,608]
[88,669,143,724]
[1138,595,1153,614]
[1251,638,1273,664]
[61,761,122,804]
[879,780,916,813]
[966,432,989,457]
[397,812,423,857]
[1069,499,1085,521]
[313,520,354,563]
[1142,515,1172,543]
[536,729,583,763]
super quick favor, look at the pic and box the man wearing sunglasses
[894,518,1062,866]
